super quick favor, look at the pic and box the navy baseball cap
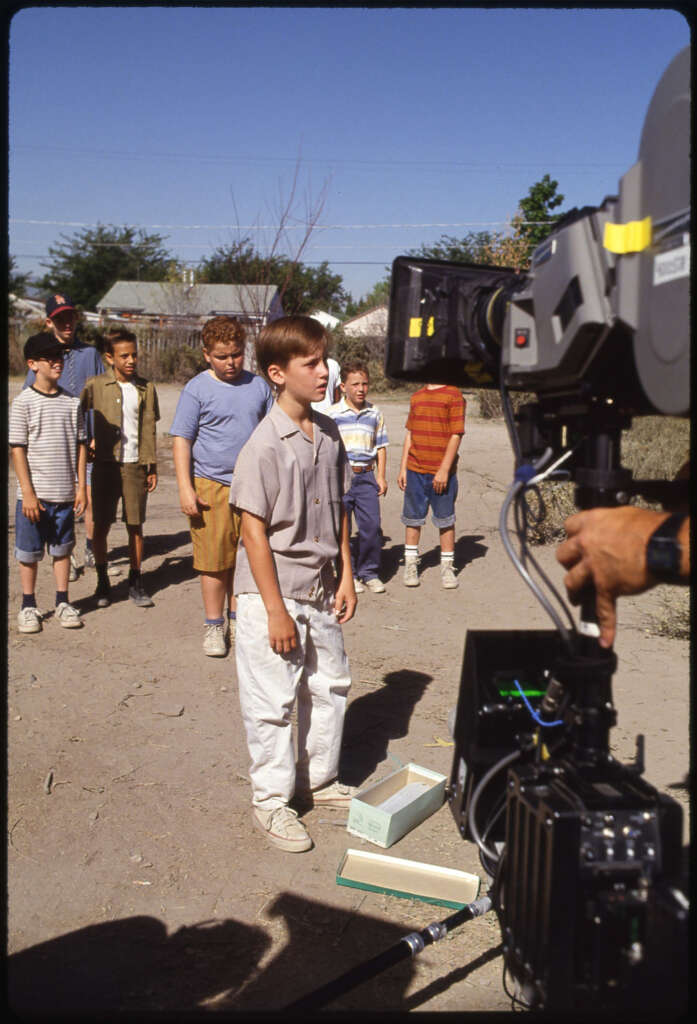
[24,332,66,362]
[45,293,76,319]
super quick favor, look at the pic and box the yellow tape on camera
[603,216,652,254]
[409,316,435,337]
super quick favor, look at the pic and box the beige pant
[235,592,351,811]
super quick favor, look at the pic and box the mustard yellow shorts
[190,477,241,573]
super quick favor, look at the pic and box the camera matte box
[337,848,480,910]
[346,763,446,848]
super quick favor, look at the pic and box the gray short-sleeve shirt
[230,403,351,601]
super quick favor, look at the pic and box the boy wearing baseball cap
[24,294,105,581]
[10,332,88,632]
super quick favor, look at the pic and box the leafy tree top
[196,238,346,316]
[40,223,173,311]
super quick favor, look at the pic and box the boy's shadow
[381,534,487,582]
[338,669,431,785]
[107,529,191,563]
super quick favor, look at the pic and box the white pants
[235,592,352,811]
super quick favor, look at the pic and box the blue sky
[8,6,690,305]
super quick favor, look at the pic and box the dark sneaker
[129,582,154,607]
[95,583,111,608]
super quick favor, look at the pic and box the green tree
[516,173,566,260]
[344,277,391,318]
[39,223,173,311]
[9,255,30,297]
[408,229,497,264]
[405,175,566,272]
[197,239,346,316]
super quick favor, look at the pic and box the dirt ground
[6,381,690,1016]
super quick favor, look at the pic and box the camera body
[385,47,690,1013]
[386,47,689,419]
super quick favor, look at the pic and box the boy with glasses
[10,333,87,631]
[24,294,105,580]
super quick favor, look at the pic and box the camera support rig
[484,404,688,1012]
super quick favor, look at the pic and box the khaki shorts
[92,462,149,527]
[190,477,241,573]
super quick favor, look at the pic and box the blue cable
[513,679,563,727]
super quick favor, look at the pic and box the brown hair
[255,315,328,382]
[340,358,369,383]
[201,315,247,352]
[103,327,137,354]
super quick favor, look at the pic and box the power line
[11,143,627,170]
[10,218,555,230]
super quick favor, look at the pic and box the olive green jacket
[80,368,160,467]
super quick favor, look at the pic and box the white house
[342,304,388,337]
[96,282,284,327]
[309,310,341,330]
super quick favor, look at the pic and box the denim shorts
[14,499,75,562]
[400,469,458,528]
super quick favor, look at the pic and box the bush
[514,415,689,545]
[8,316,47,376]
[330,328,406,393]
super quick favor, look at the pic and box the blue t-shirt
[169,369,274,485]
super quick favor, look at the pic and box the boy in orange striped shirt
[397,383,465,588]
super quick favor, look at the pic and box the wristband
[646,514,685,582]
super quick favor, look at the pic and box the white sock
[441,551,454,565]
[405,545,419,562]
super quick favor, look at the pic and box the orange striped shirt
[405,386,466,475]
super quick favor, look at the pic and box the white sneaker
[69,552,79,582]
[353,578,365,593]
[254,805,312,852]
[305,779,358,809]
[441,562,459,589]
[364,577,386,594]
[55,602,83,628]
[17,606,42,634]
[403,559,419,587]
[203,622,227,657]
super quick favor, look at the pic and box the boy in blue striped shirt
[327,359,389,593]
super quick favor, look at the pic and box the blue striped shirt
[326,397,388,465]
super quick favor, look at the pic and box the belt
[351,462,375,474]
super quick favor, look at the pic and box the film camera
[385,47,689,1013]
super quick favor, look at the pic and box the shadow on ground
[7,893,440,1015]
[380,534,487,583]
[338,669,431,785]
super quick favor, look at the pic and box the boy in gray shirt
[230,316,357,852]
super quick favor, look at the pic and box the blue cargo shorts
[400,469,458,529]
[14,499,75,562]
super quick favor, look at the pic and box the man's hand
[556,507,669,649]
[146,471,158,493]
[376,474,388,497]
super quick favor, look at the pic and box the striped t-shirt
[9,386,86,502]
[405,385,466,475]
[326,397,388,465]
